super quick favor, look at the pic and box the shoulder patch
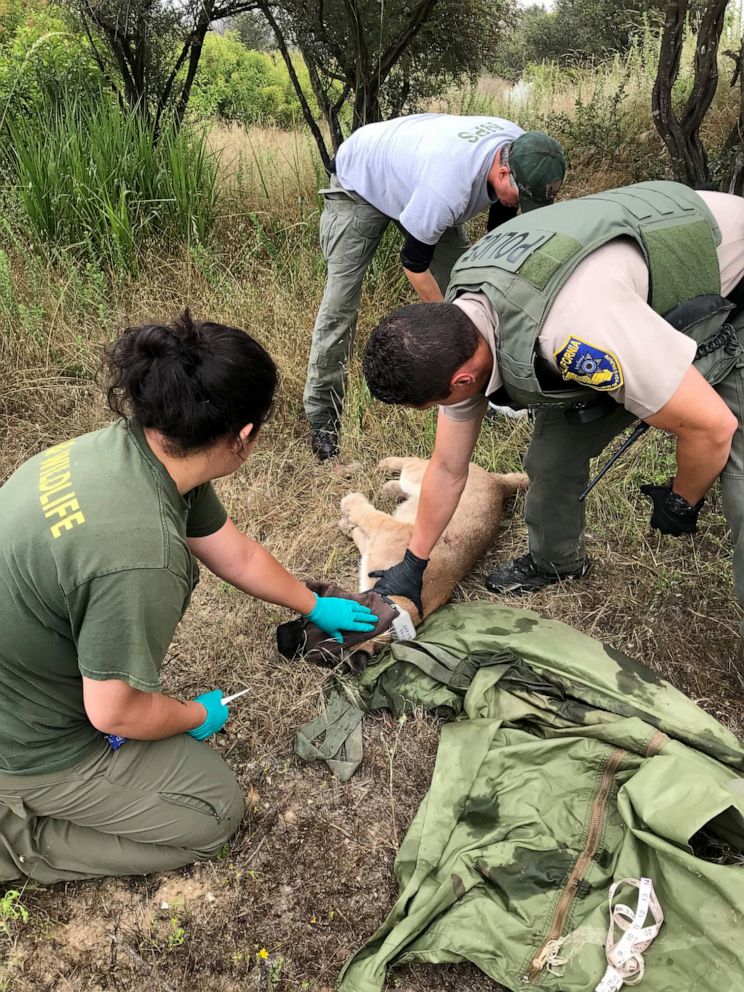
[554,337,623,391]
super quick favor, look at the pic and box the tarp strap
[294,692,365,782]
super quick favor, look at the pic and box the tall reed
[5,93,220,272]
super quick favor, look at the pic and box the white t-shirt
[334,114,524,246]
[442,190,744,421]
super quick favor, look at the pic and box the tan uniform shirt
[442,191,744,422]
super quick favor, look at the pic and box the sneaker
[310,428,339,461]
[485,553,591,595]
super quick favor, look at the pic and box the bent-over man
[304,112,566,459]
[361,181,744,632]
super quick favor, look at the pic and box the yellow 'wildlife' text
[38,440,86,538]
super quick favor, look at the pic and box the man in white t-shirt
[359,185,744,633]
[303,114,566,459]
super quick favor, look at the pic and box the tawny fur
[338,457,528,647]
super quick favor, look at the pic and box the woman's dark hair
[363,302,480,405]
[105,310,278,453]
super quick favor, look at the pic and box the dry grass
[208,123,324,221]
[1,112,743,991]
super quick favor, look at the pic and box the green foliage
[189,32,317,127]
[454,42,678,184]
[0,249,15,324]
[166,915,186,950]
[255,950,285,991]
[382,0,516,115]
[59,1,312,136]
[524,64,642,164]
[0,0,30,43]
[0,890,28,937]
[0,3,319,135]
[6,94,220,271]
[0,0,99,117]
[59,0,206,127]
[228,10,275,50]
[492,0,665,78]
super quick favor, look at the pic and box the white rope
[595,878,664,992]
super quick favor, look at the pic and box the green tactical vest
[445,181,727,409]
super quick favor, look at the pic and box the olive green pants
[0,735,244,884]
[303,178,470,431]
[523,338,744,628]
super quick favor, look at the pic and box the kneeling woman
[0,312,376,883]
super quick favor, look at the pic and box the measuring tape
[595,877,664,992]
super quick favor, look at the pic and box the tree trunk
[256,0,438,158]
[172,24,210,136]
[296,38,347,155]
[724,37,744,194]
[258,3,333,169]
[652,0,728,187]
[352,80,382,130]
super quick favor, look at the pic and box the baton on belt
[577,422,649,503]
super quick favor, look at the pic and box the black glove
[640,482,704,536]
[369,549,428,616]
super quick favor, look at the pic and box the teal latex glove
[304,594,378,644]
[187,690,229,741]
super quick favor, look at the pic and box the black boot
[485,553,591,595]
[310,427,339,461]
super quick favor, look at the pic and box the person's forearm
[673,432,733,504]
[408,460,468,559]
[404,267,444,302]
[189,522,317,615]
[644,367,738,506]
[100,692,205,740]
[218,542,316,614]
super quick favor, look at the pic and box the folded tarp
[297,603,744,992]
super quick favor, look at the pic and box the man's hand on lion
[369,549,429,616]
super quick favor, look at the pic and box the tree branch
[172,21,211,134]
[379,0,439,78]
[153,23,204,138]
[679,0,727,132]
[212,1,263,20]
[79,10,125,108]
[257,0,332,168]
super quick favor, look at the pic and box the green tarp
[296,604,744,992]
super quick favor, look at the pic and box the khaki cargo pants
[0,735,244,884]
[303,177,470,431]
[523,320,744,630]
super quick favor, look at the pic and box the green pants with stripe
[523,327,744,631]
[303,177,470,431]
[0,735,244,883]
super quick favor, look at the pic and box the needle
[222,687,251,705]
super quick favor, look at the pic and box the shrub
[188,32,319,129]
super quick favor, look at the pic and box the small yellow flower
[257,948,269,960]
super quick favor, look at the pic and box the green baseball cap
[510,132,566,212]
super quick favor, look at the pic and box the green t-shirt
[0,419,228,774]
